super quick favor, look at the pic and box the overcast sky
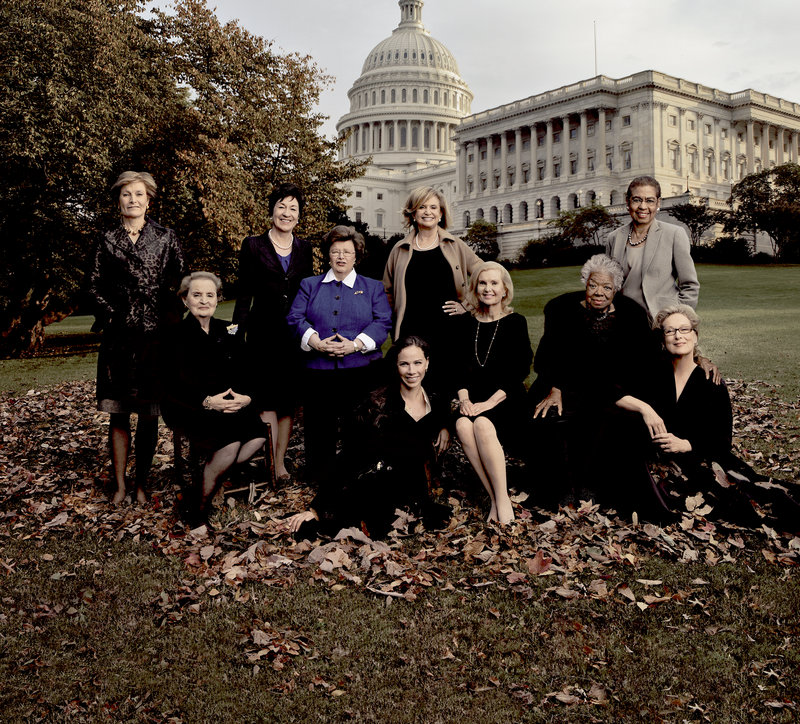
[207,0,800,139]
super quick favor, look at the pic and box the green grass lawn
[4,266,797,398]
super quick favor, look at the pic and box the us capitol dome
[337,0,473,169]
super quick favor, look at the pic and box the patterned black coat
[89,218,185,409]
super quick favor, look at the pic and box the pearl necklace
[269,230,293,251]
[627,225,649,247]
[414,233,439,250]
[474,317,501,367]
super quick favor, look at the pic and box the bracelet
[203,396,213,410]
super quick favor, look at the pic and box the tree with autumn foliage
[0,0,365,357]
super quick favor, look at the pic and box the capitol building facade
[338,1,800,258]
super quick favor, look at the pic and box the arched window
[400,125,407,148]
[371,91,376,105]
[423,89,429,104]
[504,204,513,223]
[381,89,385,104]
[434,90,439,105]
[519,201,528,222]
[490,206,498,223]
[411,125,419,148]
[412,89,418,103]
[424,126,430,150]
[550,196,561,216]
[586,190,596,205]
[402,89,407,102]
[568,193,579,209]
[477,208,484,219]
[391,89,396,103]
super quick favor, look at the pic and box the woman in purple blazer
[287,225,392,482]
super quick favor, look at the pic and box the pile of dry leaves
[1,379,798,674]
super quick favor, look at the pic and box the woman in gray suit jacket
[606,176,699,319]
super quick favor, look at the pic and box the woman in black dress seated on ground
[284,336,452,539]
[529,254,659,508]
[163,272,267,528]
[616,304,799,529]
[455,262,533,526]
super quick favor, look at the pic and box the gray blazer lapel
[642,220,661,273]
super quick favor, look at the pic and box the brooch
[226,324,239,335]
[354,290,364,295]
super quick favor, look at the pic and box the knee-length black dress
[455,312,533,453]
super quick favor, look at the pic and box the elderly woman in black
[283,335,451,539]
[616,305,799,528]
[163,272,267,528]
[89,171,185,504]
[232,182,313,482]
[529,254,658,507]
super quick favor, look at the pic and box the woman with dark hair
[287,225,392,482]
[455,261,533,525]
[90,170,185,504]
[383,186,481,392]
[616,305,799,529]
[606,175,699,319]
[232,182,313,481]
[283,335,451,539]
[163,272,267,528]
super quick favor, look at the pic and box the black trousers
[301,363,381,483]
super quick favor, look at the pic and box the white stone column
[777,127,785,164]
[579,111,588,174]
[598,109,606,176]
[392,120,398,150]
[761,123,770,169]
[500,132,508,189]
[529,124,537,178]
[487,134,495,190]
[562,115,570,171]
[545,121,553,180]
[472,139,480,195]
[792,131,799,163]
[458,142,467,196]
[746,120,755,172]
[514,127,522,187]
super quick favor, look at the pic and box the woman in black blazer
[232,182,313,482]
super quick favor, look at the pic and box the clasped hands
[206,388,251,413]
[639,403,692,453]
[310,332,360,357]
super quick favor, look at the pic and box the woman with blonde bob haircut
[454,261,532,525]
[383,186,481,393]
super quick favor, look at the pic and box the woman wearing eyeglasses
[606,176,699,320]
[287,225,392,482]
[616,305,799,529]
